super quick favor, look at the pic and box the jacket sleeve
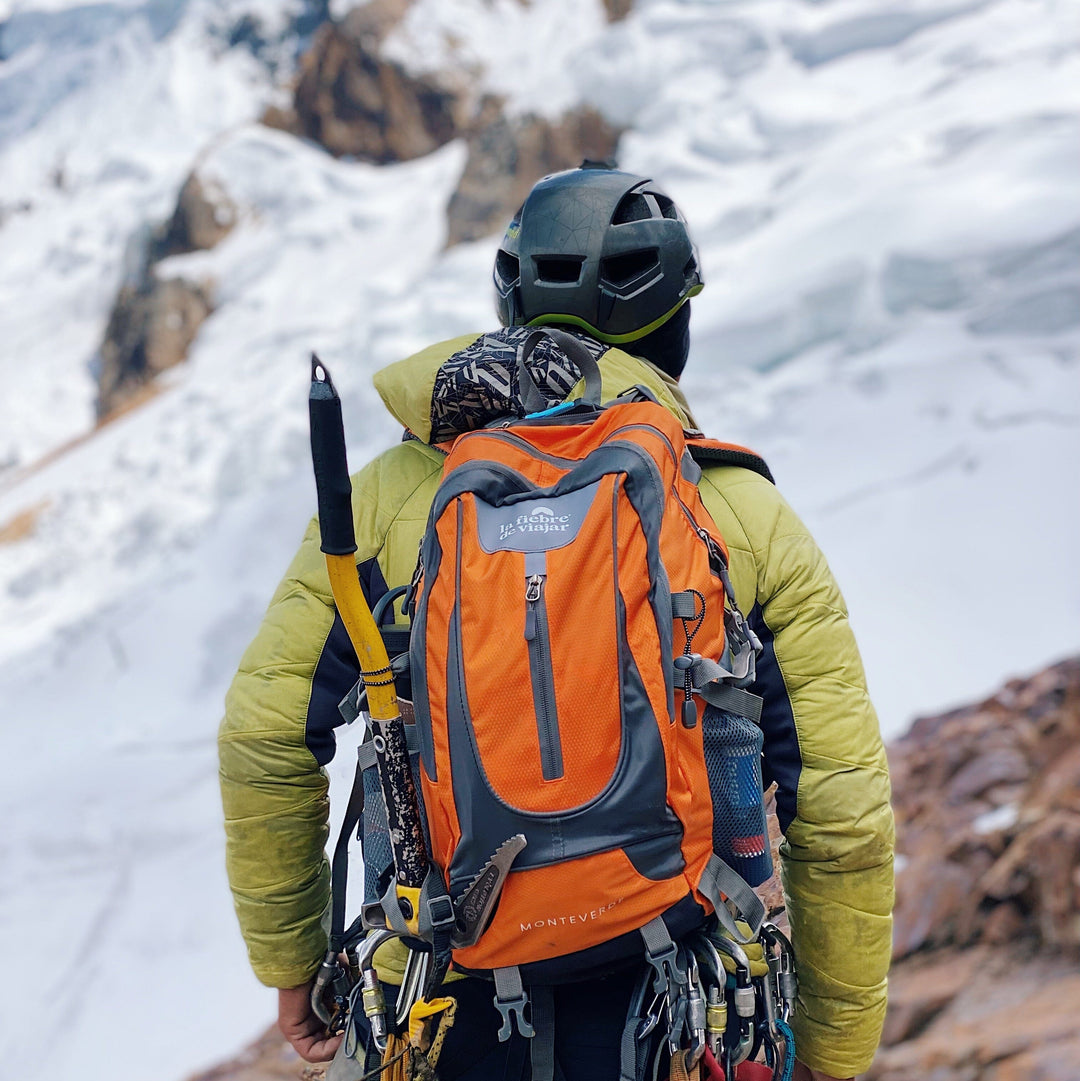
[218,442,441,988]
[699,468,895,1077]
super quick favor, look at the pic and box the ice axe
[308,355,433,938]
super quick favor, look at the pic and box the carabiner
[342,928,399,1054]
[685,950,707,1060]
[394,946,431,1029]
[637,991,668,1039]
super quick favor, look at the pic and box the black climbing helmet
[493,164,704,344]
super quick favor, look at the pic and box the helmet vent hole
[654,194,679,220]
[612,193,652,225]
[495,249,520,285]
[601,249,661,288]
[535,256,585,284]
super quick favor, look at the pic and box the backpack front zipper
[524,570,564,781]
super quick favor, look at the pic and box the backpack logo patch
[475,483,600,553]
[499,506,571,541]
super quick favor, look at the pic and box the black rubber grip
[309,357,357,556]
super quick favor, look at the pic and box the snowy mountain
[0,1,1077,1079]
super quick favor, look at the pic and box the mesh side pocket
[701,705,773,887]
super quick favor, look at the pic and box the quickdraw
[634,920,797,1081]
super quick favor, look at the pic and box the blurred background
[0,0,1077,1078]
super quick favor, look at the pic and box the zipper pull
[524,574,543,641]
[525,574,544,602]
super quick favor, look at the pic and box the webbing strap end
[493,966,535,1042]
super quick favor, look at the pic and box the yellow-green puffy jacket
[219,334,894,1077]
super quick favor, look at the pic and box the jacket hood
[373,326,700,444]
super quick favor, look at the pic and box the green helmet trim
[525,287,703,345]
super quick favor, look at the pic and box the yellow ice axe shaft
[309,356,427,935]
[324,554,399,722]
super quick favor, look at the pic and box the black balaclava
[626,300,692,381]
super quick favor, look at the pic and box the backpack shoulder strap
[686,437,774,484]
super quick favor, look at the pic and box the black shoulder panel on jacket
[748,603,802,833]
[305,557,389,766]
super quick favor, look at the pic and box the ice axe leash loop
[308,355,433,937]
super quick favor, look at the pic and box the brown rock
[96,276,212,418]
[893,855,980,958]
[260,103,298,134]
[987,1037,1080,1081]
[94,160,240,418]
[602,0,634,21]
[182,1024,311,1080]
[446,103,622,246]
[946,747,1029,805]
[264,0,621,244]
[755,787,787,922]
[0,500,50,545]
[874,658,1080,1079]
[288,1,462,163]
[880,948,984,1046]
[979,901,1025,945]
[869,951,1080,1080]
[890,657,1080,952]
[1028,741,1080,815]
[152,172,237,260]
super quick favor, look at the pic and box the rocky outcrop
[446,101,621,246]
[184,1023,323,1080]
[890,658,1080,959]
[872,946,1080,1080]
[264,0,464,163]
[96,277,213,417]
[602,0,634,21]
[264,1,621,246]
[96,169,234,418]
[869,658,1080,1080]
[152,172,237,260]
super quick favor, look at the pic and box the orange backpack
[404,330,772,1031]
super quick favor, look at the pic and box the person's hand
[278,981,343,1063]
[792,1062,853,1081]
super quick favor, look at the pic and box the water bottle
[701,706,773,886]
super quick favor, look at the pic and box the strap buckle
[426,894,455,932]
[494,989,534,1042]
[493,967,535,1041]
[643,937,682,999]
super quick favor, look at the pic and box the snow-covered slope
[0,1,1078,1079]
